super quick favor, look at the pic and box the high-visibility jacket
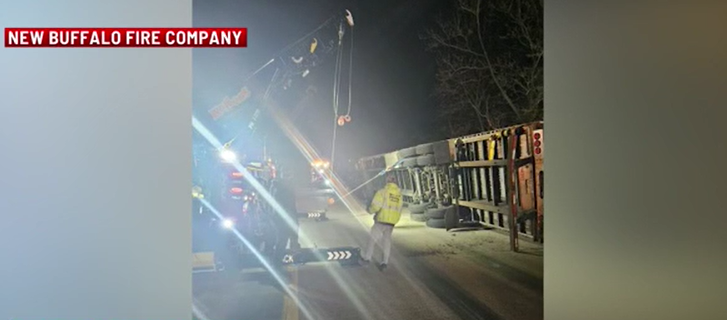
[369,183,403,226]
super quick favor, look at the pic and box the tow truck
[192,9,360,273]
[193,140,357,272]
[296,158,335,221]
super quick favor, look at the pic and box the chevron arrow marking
[324,250,354,261]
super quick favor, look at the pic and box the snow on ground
[349,204,544,320]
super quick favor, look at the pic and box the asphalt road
[193,203,543,320]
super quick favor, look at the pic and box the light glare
[220,149,237,162]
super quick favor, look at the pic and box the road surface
[193,202,543,320]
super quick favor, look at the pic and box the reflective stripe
[374,183,403,225]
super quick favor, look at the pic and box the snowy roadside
[352,207,543,277]
[353,206,544,320]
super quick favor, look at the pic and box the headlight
[192,185,203,198]
[220,149,237,162]
[221,218,235,229]
[325,179,331,186]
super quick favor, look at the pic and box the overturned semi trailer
[356,121,544,251]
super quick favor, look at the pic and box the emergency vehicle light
[312,160,330,168]
[231,171,244,178]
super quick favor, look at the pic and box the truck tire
[416,154,435,167]
[415,143,434,155]
[398,147,417,159]
[401,158,417,168]
[410,212,427,222]
[408,203,428,214]
[409,202,429,213]
[426,218,447,229]
[425,206,453,220]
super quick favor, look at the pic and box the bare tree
[424,0,543,136]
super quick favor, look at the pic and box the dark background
[193,0,451,166]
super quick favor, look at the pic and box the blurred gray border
[0,1,192,319]
[545,2,727,320]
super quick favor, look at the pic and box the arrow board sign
[327,250,352,261]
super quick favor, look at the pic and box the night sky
[193,0,451,167]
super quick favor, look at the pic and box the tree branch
[424,0,543,136]
[472,0,522,120]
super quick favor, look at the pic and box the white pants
[362,222,394,264]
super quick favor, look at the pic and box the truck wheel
[410,212,427,222]
[398,147,417,159]
[425,206,453,220]
[415,143,434,155]
[426,218,447,229]
[408,203,428,214]
[416,154,435,167]
[401,158,417,168]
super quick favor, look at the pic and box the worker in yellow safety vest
[360,172,403,271]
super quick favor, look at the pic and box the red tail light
[533,130,543,156]
[231,171,244,178]
[230,187,243,194]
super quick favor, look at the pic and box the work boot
[377,263,387,272]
